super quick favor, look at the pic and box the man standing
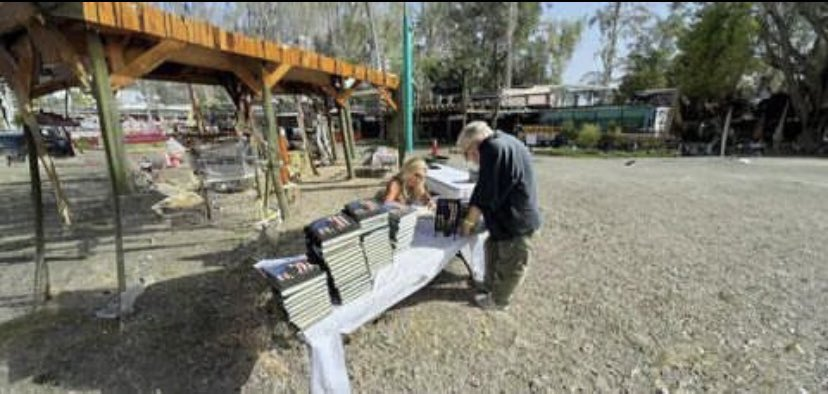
[457,121,541,311]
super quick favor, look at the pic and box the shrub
[560,120,578,143]
[576,123,601,149]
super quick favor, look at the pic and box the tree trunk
[772,99,789,152]
[720,106,733,157]
[364,2,383,70]
[603,2,622,86]
[504,2,517,89]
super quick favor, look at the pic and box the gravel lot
[1,152,826,393]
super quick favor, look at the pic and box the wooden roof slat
[2,2,400,100]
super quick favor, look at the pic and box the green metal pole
[402,4,414,154]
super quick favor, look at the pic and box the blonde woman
[381,157,433,207]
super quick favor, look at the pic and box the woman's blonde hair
[400,156,427,179]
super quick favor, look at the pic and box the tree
[618,49,672,99]
[504,2,518,88]
[364,3,383,70]
[588,2,652,86]
[617,11,685,99]
[672,3,758,103]
[547,19,585,85]
[418,2,542,94]
[671,2,758,152]
[758,2,828,150]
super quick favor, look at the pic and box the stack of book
[387,205,417,253]
[306,213,372,304]
[254,255,332,330]
[345,200,393,273]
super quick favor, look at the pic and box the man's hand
[460,205,483,236]
[460,218,475,236]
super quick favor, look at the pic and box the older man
[458,121,541,311]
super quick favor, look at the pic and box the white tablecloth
[302,221,486,393]
[424,163,475,200]
[300,165,486,394]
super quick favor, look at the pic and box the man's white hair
[456,121,494,151]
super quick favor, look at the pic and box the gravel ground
[1,152,826,393]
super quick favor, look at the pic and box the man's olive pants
[482,234,534,306]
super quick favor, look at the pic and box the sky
[547,2,670,85]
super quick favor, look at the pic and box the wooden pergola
[0,2,400,313]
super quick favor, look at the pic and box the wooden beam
[0,3,37,36]
[339,89,355,106]
[283,67,335,89]
[377,87,398,111]
[0,48,24,100]
[167,46,260,94]
[140,72,221,87]
[25,124,49,306]
[31,78,79,99]
[264,63,291,90]
[232,64,260,96]
[320,85,354,108]
[105,39,126,71]
[26,23,90,91]
[2,37,74,225]
[110,39,186,90]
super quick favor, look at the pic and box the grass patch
[532,147,678,158]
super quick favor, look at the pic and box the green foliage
[560,119,578,142]
[545,19,585,85]
[672,2,759,102]
[576,123,601,148]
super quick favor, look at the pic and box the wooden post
[188,84,205,134]
[340,105,352,161]
[344,104,357,161]
[64,87,69,118]
[338,105,354,180]
[242,102,263,200]
[261,163,271,219]
[87,31,128,311]
[261,76,290,220]
[25,124,49,306]
[296,99,319,176]
[325,103,338,162]
[720,106,733,157]
[315,110,334,164]
[201,181,212,221]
